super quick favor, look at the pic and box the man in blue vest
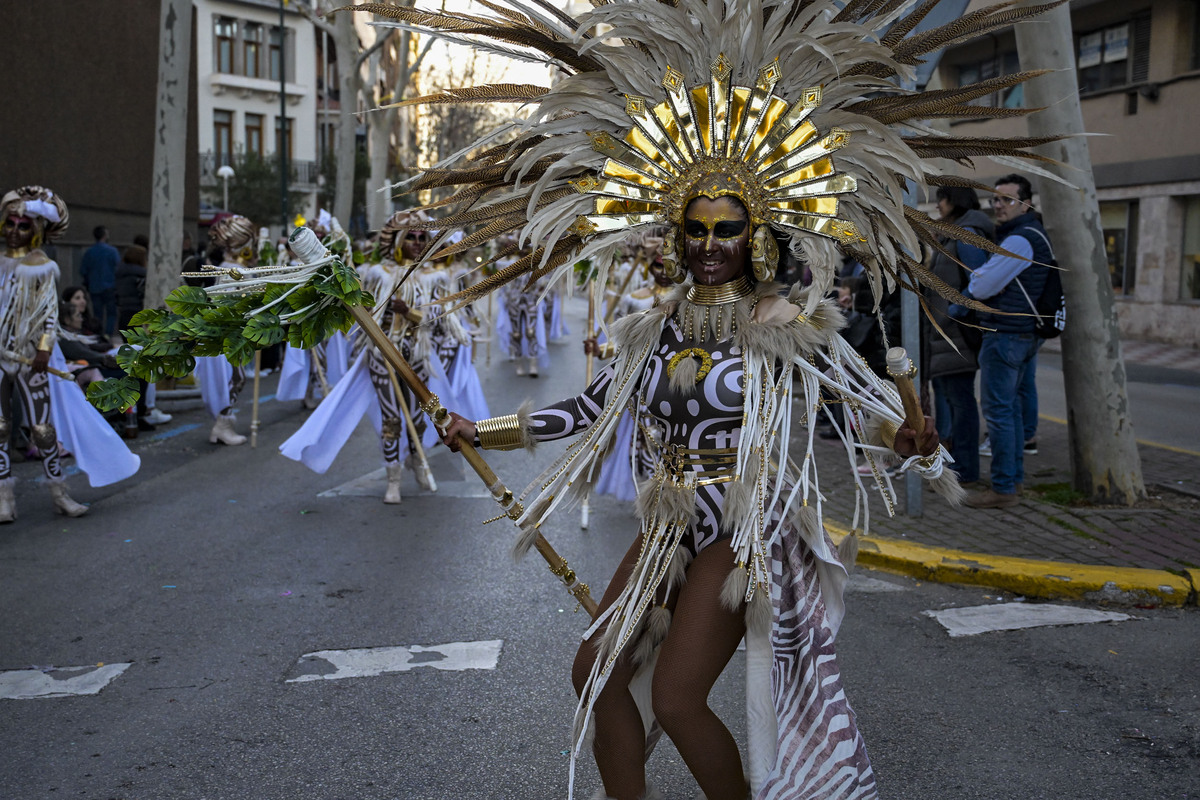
[80,225,120,336]
[958,173,1053,509]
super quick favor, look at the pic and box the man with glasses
[955,173,1053,509]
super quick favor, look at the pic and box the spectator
[115,245,147,331]
[80,225,120,336]
[61,286,103,337]
[955,173,1053,508]
[922,186,993,487]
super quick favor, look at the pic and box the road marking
[147,423,202,442]
[286,640,503,683]
[923,602,1131,638]
[0,663,132,700]
[318,457,491,499]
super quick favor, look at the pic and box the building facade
[935,0,1200,347]
[194,0,320,231]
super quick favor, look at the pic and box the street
[1,297,1197,800]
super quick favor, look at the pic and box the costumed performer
[280,210,450,503]
[196,215,257,445]
[365,1,1064,797]
[0,186,90,519]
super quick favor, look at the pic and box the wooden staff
[604,254,644,324]
[885,346,925,436]
[383,360,438,493]
[581,282,596,530]
[250,351,262,447]
[0,351,76,381]
[485,292,494,367]
[348,302,597,618]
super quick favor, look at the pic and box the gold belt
[655,442,739,486]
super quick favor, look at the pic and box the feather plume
[386,83,550,108]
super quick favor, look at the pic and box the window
[243,23,262,79]
[1101,201,1139,296]
[956,51,1023,108]
[275,116,293,162]
[245,113,264,157]
[1077,20,1144,93]
[213,110,233,167]
[269,27,288,82]
[214,17,236,74]
[1183,196,1200,301]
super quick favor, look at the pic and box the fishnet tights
[573,538,749,800]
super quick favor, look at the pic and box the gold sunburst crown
[569,55,863,246]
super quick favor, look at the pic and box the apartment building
[933,0,1200,347]
[194,0,320,229]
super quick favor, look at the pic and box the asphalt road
[1,297,1197,800]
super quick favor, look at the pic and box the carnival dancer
[196,215,259,445]
[366,2,1064,797]
[276,211,352,408]
[498,241,549,377]
[0,186,90,519]
[280,210,447,503]
[422,248,489,423]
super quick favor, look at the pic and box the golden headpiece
[0,185,69,242]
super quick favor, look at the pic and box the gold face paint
[683,196,750,285]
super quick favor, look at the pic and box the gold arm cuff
[879,420,898,449]
[37,333,53,352]
[599,342,615,360]
[476,413,526,451]
[404,309,424,325]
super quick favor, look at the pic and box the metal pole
[279,0,289,232]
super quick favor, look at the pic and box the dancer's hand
[31,350,50,374]
[894,416,938,458]
[391,296,410,316]
[583,337,599,356]
[441,411,476,453]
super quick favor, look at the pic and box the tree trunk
[147,0,192,311]
[332,10,359,228]
[1014,3,1146,504]
[366,50,394,232]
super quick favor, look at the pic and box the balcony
[200,151,319,190]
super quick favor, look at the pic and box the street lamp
[217,164,235,211]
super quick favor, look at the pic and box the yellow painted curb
[827,522,1194,607]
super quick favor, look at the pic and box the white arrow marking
[924,602,1132,637]
[286,640,503,683]
[0,663,132,700]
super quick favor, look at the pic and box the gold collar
[686,275,753,305]
[5,247,31,259]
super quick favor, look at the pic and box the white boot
[0,479,16,523]
[209,413,247,446]
[407,455,437,492]
[384,464,403,504]
[528,356,539,377]
[515,358,526,376]
[49,481,88,517]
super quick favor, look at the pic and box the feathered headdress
[351,0,1065,312]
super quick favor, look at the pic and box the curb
[826,522,1196,608]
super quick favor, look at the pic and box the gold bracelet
[476,413,525,451]
[405,309,424,325]
[37,333,53,352]
[879,420,898,449]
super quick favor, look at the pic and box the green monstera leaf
[85,375,141,412]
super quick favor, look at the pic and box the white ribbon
[23,198,60,223]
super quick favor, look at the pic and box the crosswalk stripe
[0,663,132,700]
[923,602,1131,637]
[286,640,504,683]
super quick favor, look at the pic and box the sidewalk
[817,339,1200,608]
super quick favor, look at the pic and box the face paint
[683,196,750,285]
[3,215,36,252]
[401,230,428,262]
